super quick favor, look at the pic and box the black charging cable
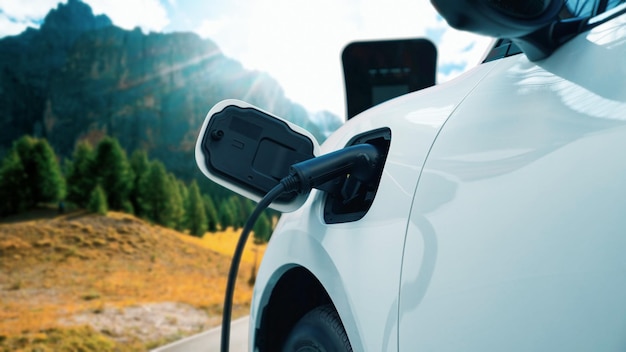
[220,143,381,352]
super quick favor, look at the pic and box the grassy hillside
[0,209,265,351]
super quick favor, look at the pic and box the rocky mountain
[0,0,341,177]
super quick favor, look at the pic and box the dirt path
[61,302,220,344]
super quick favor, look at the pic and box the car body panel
[249,5,626,352]
[250,62,498,351]
[400,11,626,351]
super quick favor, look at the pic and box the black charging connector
[220,143,382,352]
[287,143,381,192]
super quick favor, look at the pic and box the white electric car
[196,0,626,350]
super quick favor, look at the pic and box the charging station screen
[342,39,437,119]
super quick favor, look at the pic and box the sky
[0,0,492,119]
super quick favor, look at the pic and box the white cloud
[195,17,228,39]
[1,0,63,19]
[437,30,493,83]
[203,0,494,117]
[0,13,30,37]
[0,0,65,37]
[356,0,441,38]
[85,0,169,32]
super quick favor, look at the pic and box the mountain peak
[41,0,112,34]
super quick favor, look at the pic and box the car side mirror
[195,99,321,212]
[431,0,563,38]
[431,0,575,61]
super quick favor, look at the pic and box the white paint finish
[250,63,495,351]
[225,6,626,352]
[400,10,626,351]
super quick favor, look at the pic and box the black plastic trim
[323,128,391,224]
[201,105,315,202]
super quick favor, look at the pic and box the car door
[399,5,626,351]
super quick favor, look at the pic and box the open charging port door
[195,99,321,213]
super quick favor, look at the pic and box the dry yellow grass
[178,227,266,266]
[0,210,267,351]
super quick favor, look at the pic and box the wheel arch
[252,264,363,351]
[253,266,333,351]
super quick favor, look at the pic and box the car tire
[282,304,353,352]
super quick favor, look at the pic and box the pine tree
[129,149,150,217]
[12,136,37,207]
[141,160,184,227]
[253,211,272,244]
[203,194,219,232]
[167,173,185,230]
[226,196,252,230]
[11,136,64,208]
[93,137,133,211]
[0,149,28,215]
[218,199,235,230]
[31,138,65,204]
[87,184,108,215]
[187,180,207,237]
[176,179,190,231]
[66,141,97,208]
[141,160,167,225]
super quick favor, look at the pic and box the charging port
[323,128,391,224]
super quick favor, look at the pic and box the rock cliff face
[0,0,113,154]
[0,0,337,176]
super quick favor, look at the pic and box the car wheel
[282,304,353,352]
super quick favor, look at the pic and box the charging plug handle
[286,143,381,193]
